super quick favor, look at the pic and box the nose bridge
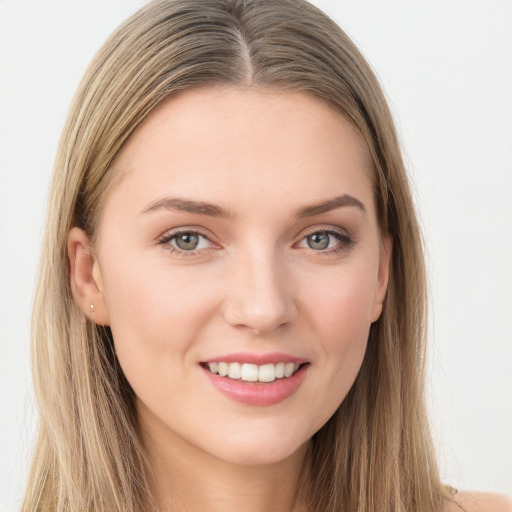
[224,242,296,334]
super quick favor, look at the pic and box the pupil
[307,232,329,250]
[176,233,199,250]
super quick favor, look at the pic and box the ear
[370,235,392,323]
[67,227,110,325]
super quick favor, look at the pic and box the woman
[21,0,510,511]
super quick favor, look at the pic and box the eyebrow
[295,194,366,217]
[141,194,365,218]
[141,197,234,218]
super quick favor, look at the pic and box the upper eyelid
[158,227,215,243]
[297,225,350,240]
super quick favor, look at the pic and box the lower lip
[201,364,309,406]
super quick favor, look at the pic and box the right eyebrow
[140,197,235,218]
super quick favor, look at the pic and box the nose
[223,248,297,335]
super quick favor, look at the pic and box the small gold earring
[90,304,95,313]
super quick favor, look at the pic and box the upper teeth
[208,362,299,382]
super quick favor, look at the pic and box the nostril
[222,268,298,334]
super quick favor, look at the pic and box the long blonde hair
[24,1,450,510]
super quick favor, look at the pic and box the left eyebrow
[294,194,366,218]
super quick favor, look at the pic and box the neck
[138,403,311,512]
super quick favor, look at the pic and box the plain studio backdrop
[0,1,511,510]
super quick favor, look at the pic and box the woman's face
[76,87,390,466]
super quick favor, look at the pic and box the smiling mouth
[201,362,307,383]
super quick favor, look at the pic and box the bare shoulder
[443,490,512,512]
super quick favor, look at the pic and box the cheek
[100,254,220,384]
[306,257,378,346]
[301,261,377,423]
[103,252,216,330]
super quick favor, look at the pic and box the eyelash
[158,227,354,257]
[298,227,354,256]
[158,230,215,257]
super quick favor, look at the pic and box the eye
[160,230,214,253]
[296,229,352,252]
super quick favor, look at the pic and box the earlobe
[67,227,110,325]
[371,235,392,323]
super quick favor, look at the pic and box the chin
[197,420,313,467]
[212,439,309,467]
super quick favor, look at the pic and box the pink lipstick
[200,353,309,406]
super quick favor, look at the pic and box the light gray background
[1,1,511,510]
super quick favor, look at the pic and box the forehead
[104,87,375,222]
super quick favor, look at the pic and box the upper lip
[202,352,308,365]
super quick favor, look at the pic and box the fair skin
[446,492,512,512]
[67,87,511,512]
